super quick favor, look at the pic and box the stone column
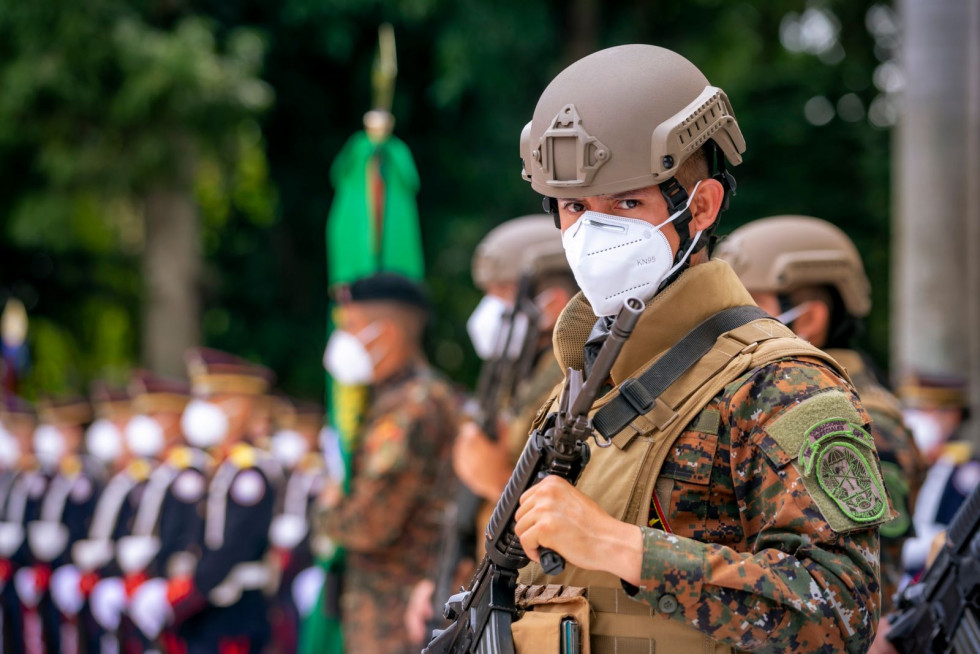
[894,0,980,443]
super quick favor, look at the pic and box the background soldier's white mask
[562,181,702,317]
[125,415,165,458]
[181,399,229,449]
[86,418,124,465]
[0,426,20,467]
[466,295,528,361]
[322,322,385,386]
[33,424,67,469]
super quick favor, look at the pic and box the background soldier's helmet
[471,215,570,289]
[714,215,872,318]
[520,44,746,198]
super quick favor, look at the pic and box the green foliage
[1,0,897,400]
[0,0,275,395]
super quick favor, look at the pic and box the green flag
[301,127,424,654]
[326,130,424,283]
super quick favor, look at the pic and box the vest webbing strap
[593,305,770,439]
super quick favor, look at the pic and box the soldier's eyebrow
[606,190,652,200]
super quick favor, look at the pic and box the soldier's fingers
[516,483,556,523]
[518,524,543,563]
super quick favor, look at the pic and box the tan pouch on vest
[513,585,591,654]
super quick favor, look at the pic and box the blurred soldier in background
[899,373,976,579]
[50,384,135,652]
[267,398,327,654]
[21,396,101,654]
[130,348,279,654]
[715,215,927,614]
[0,395,36,653]
[100,372,200,652]
[317,273,457,654]
[455,214,576,511]
[404,215,577,644]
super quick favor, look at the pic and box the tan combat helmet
[520,44,746,200]
[472,215,570,290]
[714,215,871,318]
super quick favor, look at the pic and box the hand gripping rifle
[887,480,980,654]
[424,297,644,654]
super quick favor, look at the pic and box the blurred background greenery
[0,0,899,401]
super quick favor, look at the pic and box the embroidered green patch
[800,419,887,523]
[879,461,911,538]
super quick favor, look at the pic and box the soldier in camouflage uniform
[455,215,575,522]
[508,45,891,653]
[405,216,577,643]
[318,273,457,654]
[714,215,928,615]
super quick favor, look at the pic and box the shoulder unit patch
[763,389,893,533]
[799,419,887,524]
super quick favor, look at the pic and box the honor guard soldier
[50,383,136,652]
[130,348,279,654]
[267,399,326,653]
[0,395,36,653]
[20,396,102,654]
[714,215,927,616]
[899,373,977,578]
[318,273,458,654]
[94,372,197,652]
[507,45,891,653]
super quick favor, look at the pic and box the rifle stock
[424,297,643,654]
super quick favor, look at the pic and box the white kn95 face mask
[561,181,703,317]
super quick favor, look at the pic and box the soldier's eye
[616,199,641,210]
[561,201,586,213]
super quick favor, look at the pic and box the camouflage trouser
[340,584,412,654]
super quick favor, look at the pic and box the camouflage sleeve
[321,402,439,552]
[632,360,883,653]
[868,408,921,612]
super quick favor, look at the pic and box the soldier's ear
[791,301,831,345]
[689,178,725,233]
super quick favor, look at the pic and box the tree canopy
[0,0,897,399]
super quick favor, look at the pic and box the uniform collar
[373,360,428,394]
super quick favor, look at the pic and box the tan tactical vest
[514,262,851,654]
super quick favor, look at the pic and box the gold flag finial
[365,24,397,143]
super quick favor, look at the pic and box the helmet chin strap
[656,143,738,290]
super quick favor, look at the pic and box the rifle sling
[592,305,769,439]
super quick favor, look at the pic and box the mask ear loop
[356,321,389,364]
[775,302,812,326]
[656,180,703,292]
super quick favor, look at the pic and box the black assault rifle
[424,296,644,654]
[887,480,980,653]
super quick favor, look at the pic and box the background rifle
[887,480,980,653]
[429,273,541,636]
[424,297,643,654]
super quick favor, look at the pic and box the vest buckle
[619,378,655,415]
